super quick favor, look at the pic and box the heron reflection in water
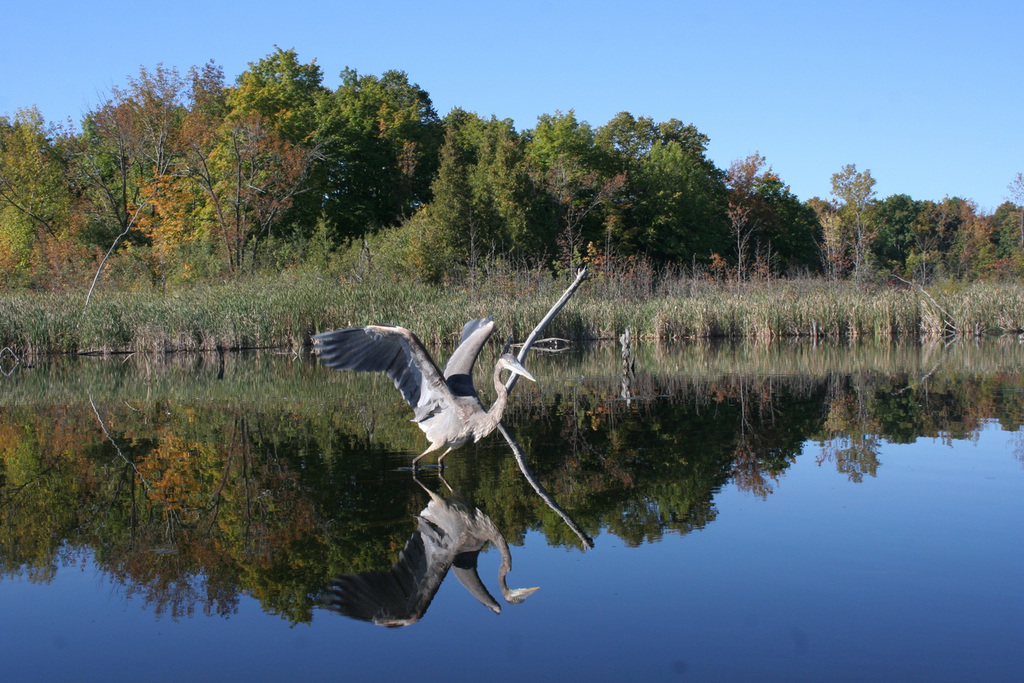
[314,317,535,468]
[325,475,539,626]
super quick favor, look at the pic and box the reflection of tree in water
[0,403,327,621]
[727,376,792,498]
[3,348,1024,622]
[813,367,1024,481]
[514,370,826,544]
[1012,431,1024,468]
[817,375,882,482]
[93,412,323,620]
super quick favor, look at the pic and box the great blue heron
[325,476,539,626]
[313,317,535,468]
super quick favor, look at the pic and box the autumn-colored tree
[71,71,189,299]
[725,154,766,279]
[951,201,999,279]
[181,111,318,272]
[120,64,190,177]
[110,64,201,286]
[728,153,822,278]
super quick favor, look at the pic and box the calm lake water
[2,340,1023,681]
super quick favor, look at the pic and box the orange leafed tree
[181,111,318,272]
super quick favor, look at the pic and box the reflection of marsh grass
[526,337,1024,391]
[6,338,1022,423]
[2,271,1024,354]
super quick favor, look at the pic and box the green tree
[399,110,543,281]
[872,194,921,275]
[830,164,876,281]
[991,200,1024,269]
[465,115,543,255]
[592,113,735,267]
[229,47,326,145]
[627,135,728,263]
[527,111,624,272]
[753,172,820,273]
[315,68,442,240]
[0,108,72,284]
[594,111,658,173]
[922,196,982,280]
[420,121,475,279]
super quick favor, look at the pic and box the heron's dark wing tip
[314,325,449,415]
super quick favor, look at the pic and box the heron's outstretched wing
[325,523,439,626]
[314,325,457,422]
[325,489,504,625]
[443,318,494,398]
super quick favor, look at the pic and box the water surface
[1,341,1022,680]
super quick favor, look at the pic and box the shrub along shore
[1,270,1023,356]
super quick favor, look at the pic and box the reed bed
[1,272,1023,355]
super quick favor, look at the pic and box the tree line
[2,47,1023,291]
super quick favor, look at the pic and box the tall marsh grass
[2,269,1023,355]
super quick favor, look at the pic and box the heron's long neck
[487,364,510,422]
[481,515,538,604]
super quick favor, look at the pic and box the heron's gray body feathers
[314,318,533,466]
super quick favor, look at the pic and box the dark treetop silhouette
[313,317,535,467]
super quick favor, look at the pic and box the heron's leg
[411,449,431,469]
[435,447,454,469]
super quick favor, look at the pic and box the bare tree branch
[505,267,589,393]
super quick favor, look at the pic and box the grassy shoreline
[2,272,1023,356]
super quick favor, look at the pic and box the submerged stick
[499,422,594,550]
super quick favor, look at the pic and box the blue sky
[2,0,1021,210]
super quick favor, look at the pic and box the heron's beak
[507,358,536,382]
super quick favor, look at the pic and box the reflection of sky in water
[3,422,1021,681]
[509,423,1024,680]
